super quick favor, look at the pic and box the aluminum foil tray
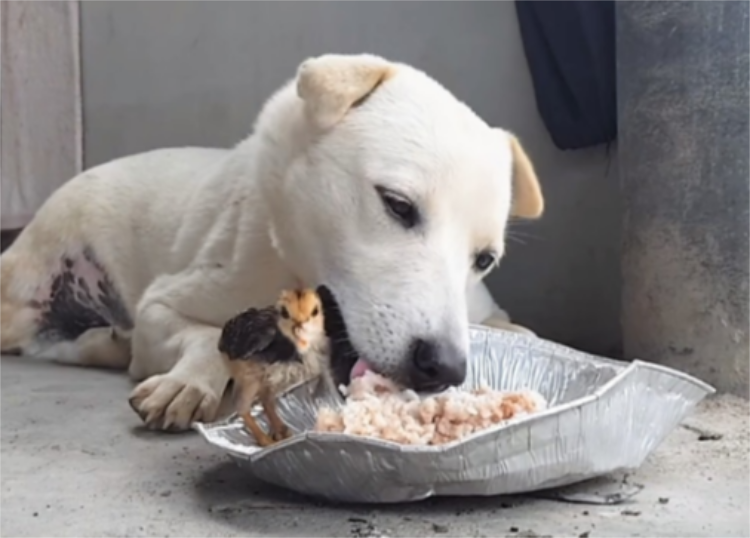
[195,325,714,504]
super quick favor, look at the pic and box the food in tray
[314,370,547,445]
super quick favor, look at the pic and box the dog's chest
[188,259,297,326]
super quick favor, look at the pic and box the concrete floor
[2,356,748,538]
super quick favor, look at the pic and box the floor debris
[532,474,644,505]
[3,359,748,538]
[682,422,724,441]
[621,510,642,517]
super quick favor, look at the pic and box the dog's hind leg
[468,281,537,337]
[1,237,134,369]
[20,328,131,369]
[73,327,132,369]
[480,314,537,337]
[1,252,42,354]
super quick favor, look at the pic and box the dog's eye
[376,186,419,229]
[280,306,290,319]
[473,251,497,272]
[311,307,319,317]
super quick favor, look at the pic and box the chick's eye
[311,307,319,317]
[376,186,419,229]
[280,306,290,319]
[474,251,496,272]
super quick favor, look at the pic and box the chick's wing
[218,306,278,360]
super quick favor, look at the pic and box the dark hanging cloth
[515,1,617,151]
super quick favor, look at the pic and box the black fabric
[515,1,617,151]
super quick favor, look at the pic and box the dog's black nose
[409,338,467,391]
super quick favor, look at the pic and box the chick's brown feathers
[218,306,275,358]
[218,305,298,365]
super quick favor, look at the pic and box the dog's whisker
[507,228,539,238]
[506,229,542,246]
[506,235,527,245]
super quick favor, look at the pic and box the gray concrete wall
[80,1,621,357]
[618,1,749,396]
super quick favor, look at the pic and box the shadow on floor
[193,459,532,537]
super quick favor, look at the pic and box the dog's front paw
[128,374,221,432]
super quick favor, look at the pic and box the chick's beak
[293,324,308,347]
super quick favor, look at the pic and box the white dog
[0,54,543,431]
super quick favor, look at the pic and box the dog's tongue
[350,358,372,379]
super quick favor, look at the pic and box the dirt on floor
[1,356,748,537]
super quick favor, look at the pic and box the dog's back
[0,146,229,357]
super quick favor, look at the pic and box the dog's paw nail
[128,375,221,432]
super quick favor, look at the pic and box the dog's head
[257,54,543,391]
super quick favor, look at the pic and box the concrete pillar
[618,1,749,397]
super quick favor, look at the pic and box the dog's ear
[508,134,544,219]
[296,54,395,130]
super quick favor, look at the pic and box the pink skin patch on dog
[30,247,133,343]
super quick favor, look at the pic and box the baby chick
[218,287,331,447]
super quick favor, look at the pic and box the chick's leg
[261,390,291,442]
[240,411,275,447]
[233,373,274,447]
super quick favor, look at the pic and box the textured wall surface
[80,1,622,356]
[618,1,750,396]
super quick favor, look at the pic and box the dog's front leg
[128,299,230,432]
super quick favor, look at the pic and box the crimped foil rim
[194,325,715,462]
